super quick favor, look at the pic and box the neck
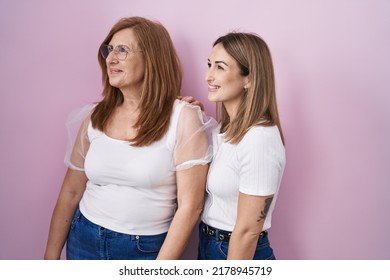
[223,102,239,122]
[120,88,141,110]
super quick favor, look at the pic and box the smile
[109,68,123,74]
[208,84,221,90]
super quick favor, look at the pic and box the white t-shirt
[65,100,216,235]
[201,125,286,232]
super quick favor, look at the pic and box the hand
[177,96,205,111]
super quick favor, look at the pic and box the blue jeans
[198,221,276,260]
[66,207,167,260]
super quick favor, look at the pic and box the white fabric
[64,103,95,171]
[64,100,217,235]
[201,125,286,232]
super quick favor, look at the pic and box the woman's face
[106,28,145,93]
[205,43,248,110]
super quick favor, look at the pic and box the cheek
[224,77,244,93]
[128,62,144,78]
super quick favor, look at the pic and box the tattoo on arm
[257,197,274,222]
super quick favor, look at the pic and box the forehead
[210,43,235,63]
[109,28,138,47]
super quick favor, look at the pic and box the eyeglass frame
[100,44,142,61]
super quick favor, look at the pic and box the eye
[107,45,114,52]
[217,65,225,70]
[207,62,211,68]
[117,45,129,54]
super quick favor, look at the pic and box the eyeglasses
[100,44,141,60]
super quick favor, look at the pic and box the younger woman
[198,32,286,260]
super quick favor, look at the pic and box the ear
[244,78,251,89]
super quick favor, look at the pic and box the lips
[208,84,221,90]
[109,68,123,75]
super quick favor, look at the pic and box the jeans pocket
[258,239,270,250]
[136,232,167,253]
[254,238,275,260]
[217,241,228,259]
[265,252,276,260]
[70,207,82,231]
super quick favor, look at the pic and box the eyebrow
[109,43,130,48]
[208,59,229,67]
[108,43,132,49]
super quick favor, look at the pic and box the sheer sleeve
[174,103,218,171]
[64,104,95,171]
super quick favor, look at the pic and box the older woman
[44,17,215,260]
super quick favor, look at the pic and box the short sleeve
[174,103,218,171]
[238,126,286,196]
[64,104,95,171]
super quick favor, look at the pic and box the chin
[108,80,122,88]
[208,93,220,103]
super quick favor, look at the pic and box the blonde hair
[91,17,182,146]
[214,32,284,144]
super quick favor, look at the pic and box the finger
[181,96,195,103]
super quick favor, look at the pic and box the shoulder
[65,103,97,141]
[173,99,206,126]
[241,125,282,143]
[67,103,97,125]
[238,125,285,154]
[236,126,286,171]
[168,100,217,146]
[174,99,201,116]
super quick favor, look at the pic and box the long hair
[91,17,182,146]
[214,32,284,144]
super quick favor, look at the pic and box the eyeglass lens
[100,45,128,60]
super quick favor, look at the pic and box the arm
[227,127,284,259]
[44,168,88,259]
[45,112,90,259]
[227,193,274,260]
[156,164,208,259]
[157,105,211,259]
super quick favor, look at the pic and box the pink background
[1,0,389,259]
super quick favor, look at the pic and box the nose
[205,68,214,82]
[107,52,119,65]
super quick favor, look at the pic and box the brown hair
[91,17,182,146]
[213,32,284,144]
